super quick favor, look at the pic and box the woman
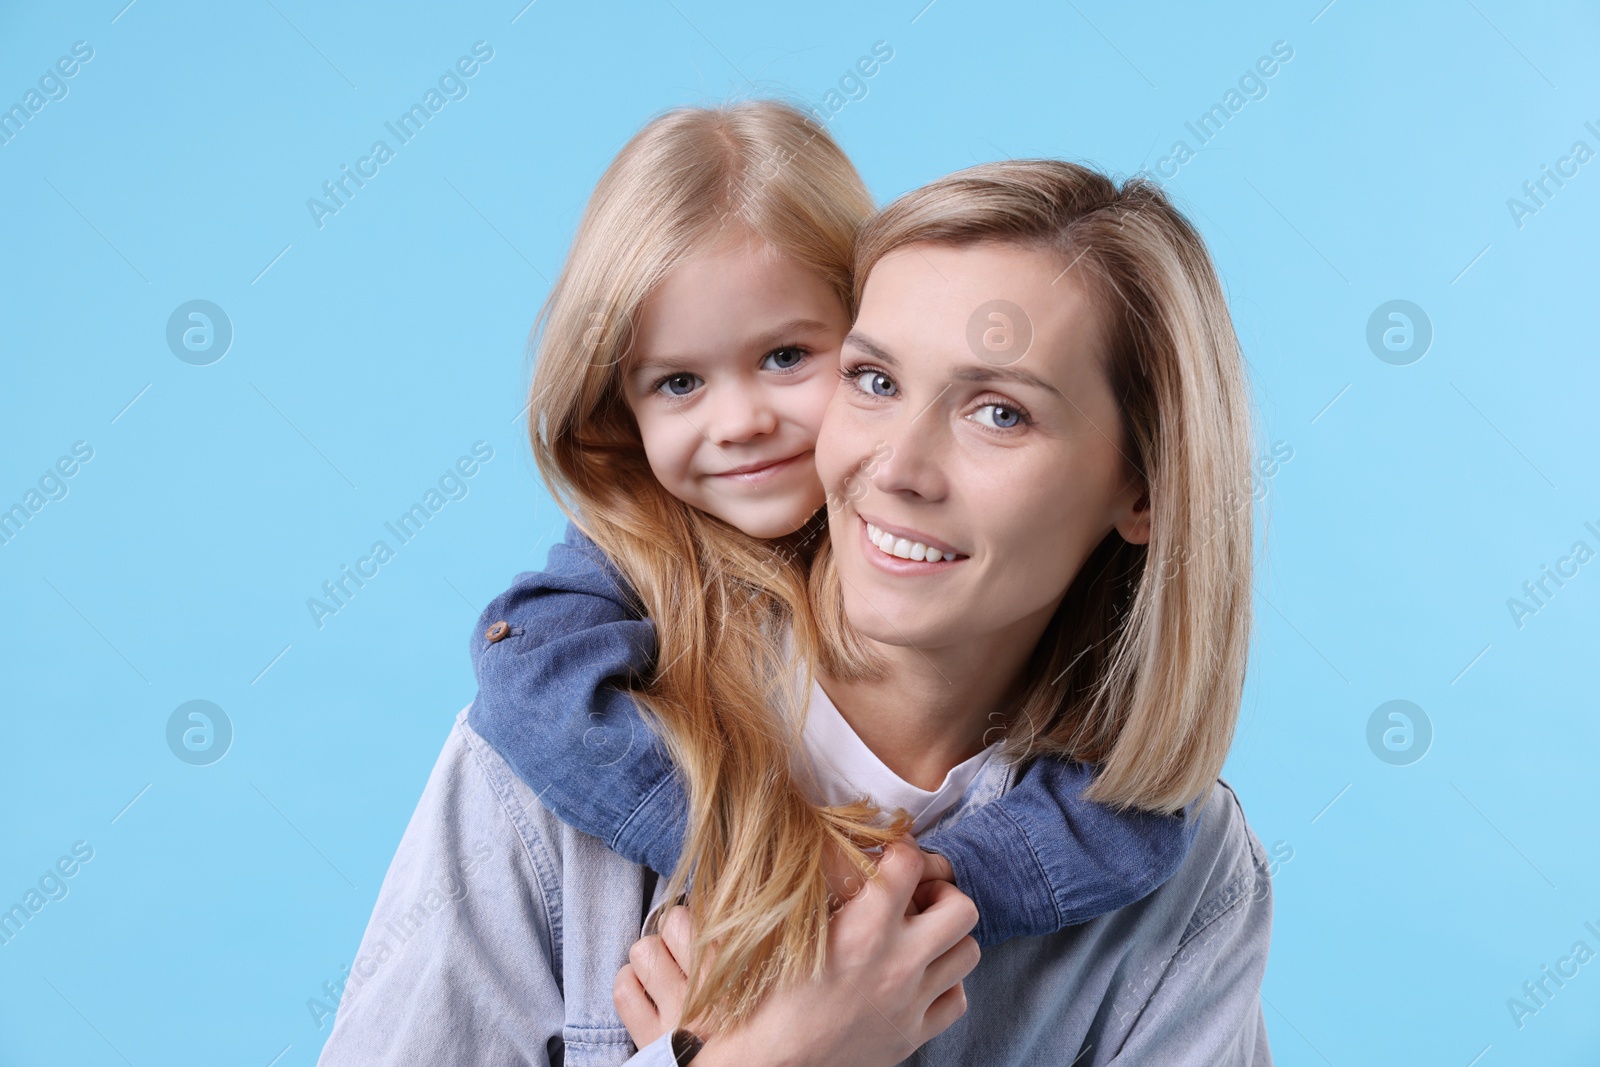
[315,160,1271,1066]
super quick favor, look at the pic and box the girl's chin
[715,502,820,541]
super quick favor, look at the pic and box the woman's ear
[1115,487,1152,546]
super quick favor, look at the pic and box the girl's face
[816,241,1152,654]
[621,234,850,539]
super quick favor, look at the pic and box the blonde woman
[316,157,1271,1063]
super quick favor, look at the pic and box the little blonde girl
[468,101,1194,1038]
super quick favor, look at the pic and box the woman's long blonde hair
[813,160,1256,815]
[526,100,906,1031]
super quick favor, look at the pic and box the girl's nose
[707,382,780,445]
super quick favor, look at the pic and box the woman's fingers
[659,905,696,969]
[612,963,662,1048]
[821,840,871,908]
[921,933,982,1001]
[849,836,925,919]
[689,837,977,1066]
[627,934,688,1024]
[910,872,957,913]
[921,977,970,1037]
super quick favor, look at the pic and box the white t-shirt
[795,676,1001,836]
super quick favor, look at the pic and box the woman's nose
[867,409,948,501]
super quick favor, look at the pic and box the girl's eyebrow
[632,317,834,378]
[748,316,834,350]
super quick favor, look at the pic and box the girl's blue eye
[853,369,897,397]
[657,373,702,397]
[761,346,807,371]
[970,403,1023,429]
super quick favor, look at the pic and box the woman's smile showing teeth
[861,517,965,566]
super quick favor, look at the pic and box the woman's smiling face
[817,240,1152,654]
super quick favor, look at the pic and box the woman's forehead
[854,242,1112,381]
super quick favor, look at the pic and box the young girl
[465,100,1195,1031]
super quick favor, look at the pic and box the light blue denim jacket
[314,707,1274,1066]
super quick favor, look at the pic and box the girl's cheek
[636,415,695,486]
[795,375,839,440]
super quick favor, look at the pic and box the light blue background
[2,1,1596,1063]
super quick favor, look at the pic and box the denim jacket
[466,521,1195,946]
[314,708,1274,1065]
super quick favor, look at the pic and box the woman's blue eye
[761,346,806,371]
[657,373,702,397]
[971,403,1022,429]
[854,370,897,397]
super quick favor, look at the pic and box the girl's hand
[919,848,956,886]
[617,836,980,1067]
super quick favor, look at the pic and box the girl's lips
[857,515,966,575]
[709,450,810,485]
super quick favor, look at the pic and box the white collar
[796,677,1000,836]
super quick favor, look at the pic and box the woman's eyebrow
[846,330,1060,395]
[951,364,1063,396]
[843,330,897,365]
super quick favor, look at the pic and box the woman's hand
[613,903,704,1050]
[614,836,979,1067]
[820,835,955,907]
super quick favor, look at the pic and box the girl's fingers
[906,878,980,961]
[919,848,955,885]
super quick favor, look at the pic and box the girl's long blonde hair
[813,159,1256,815]
[526,100,905,1031]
